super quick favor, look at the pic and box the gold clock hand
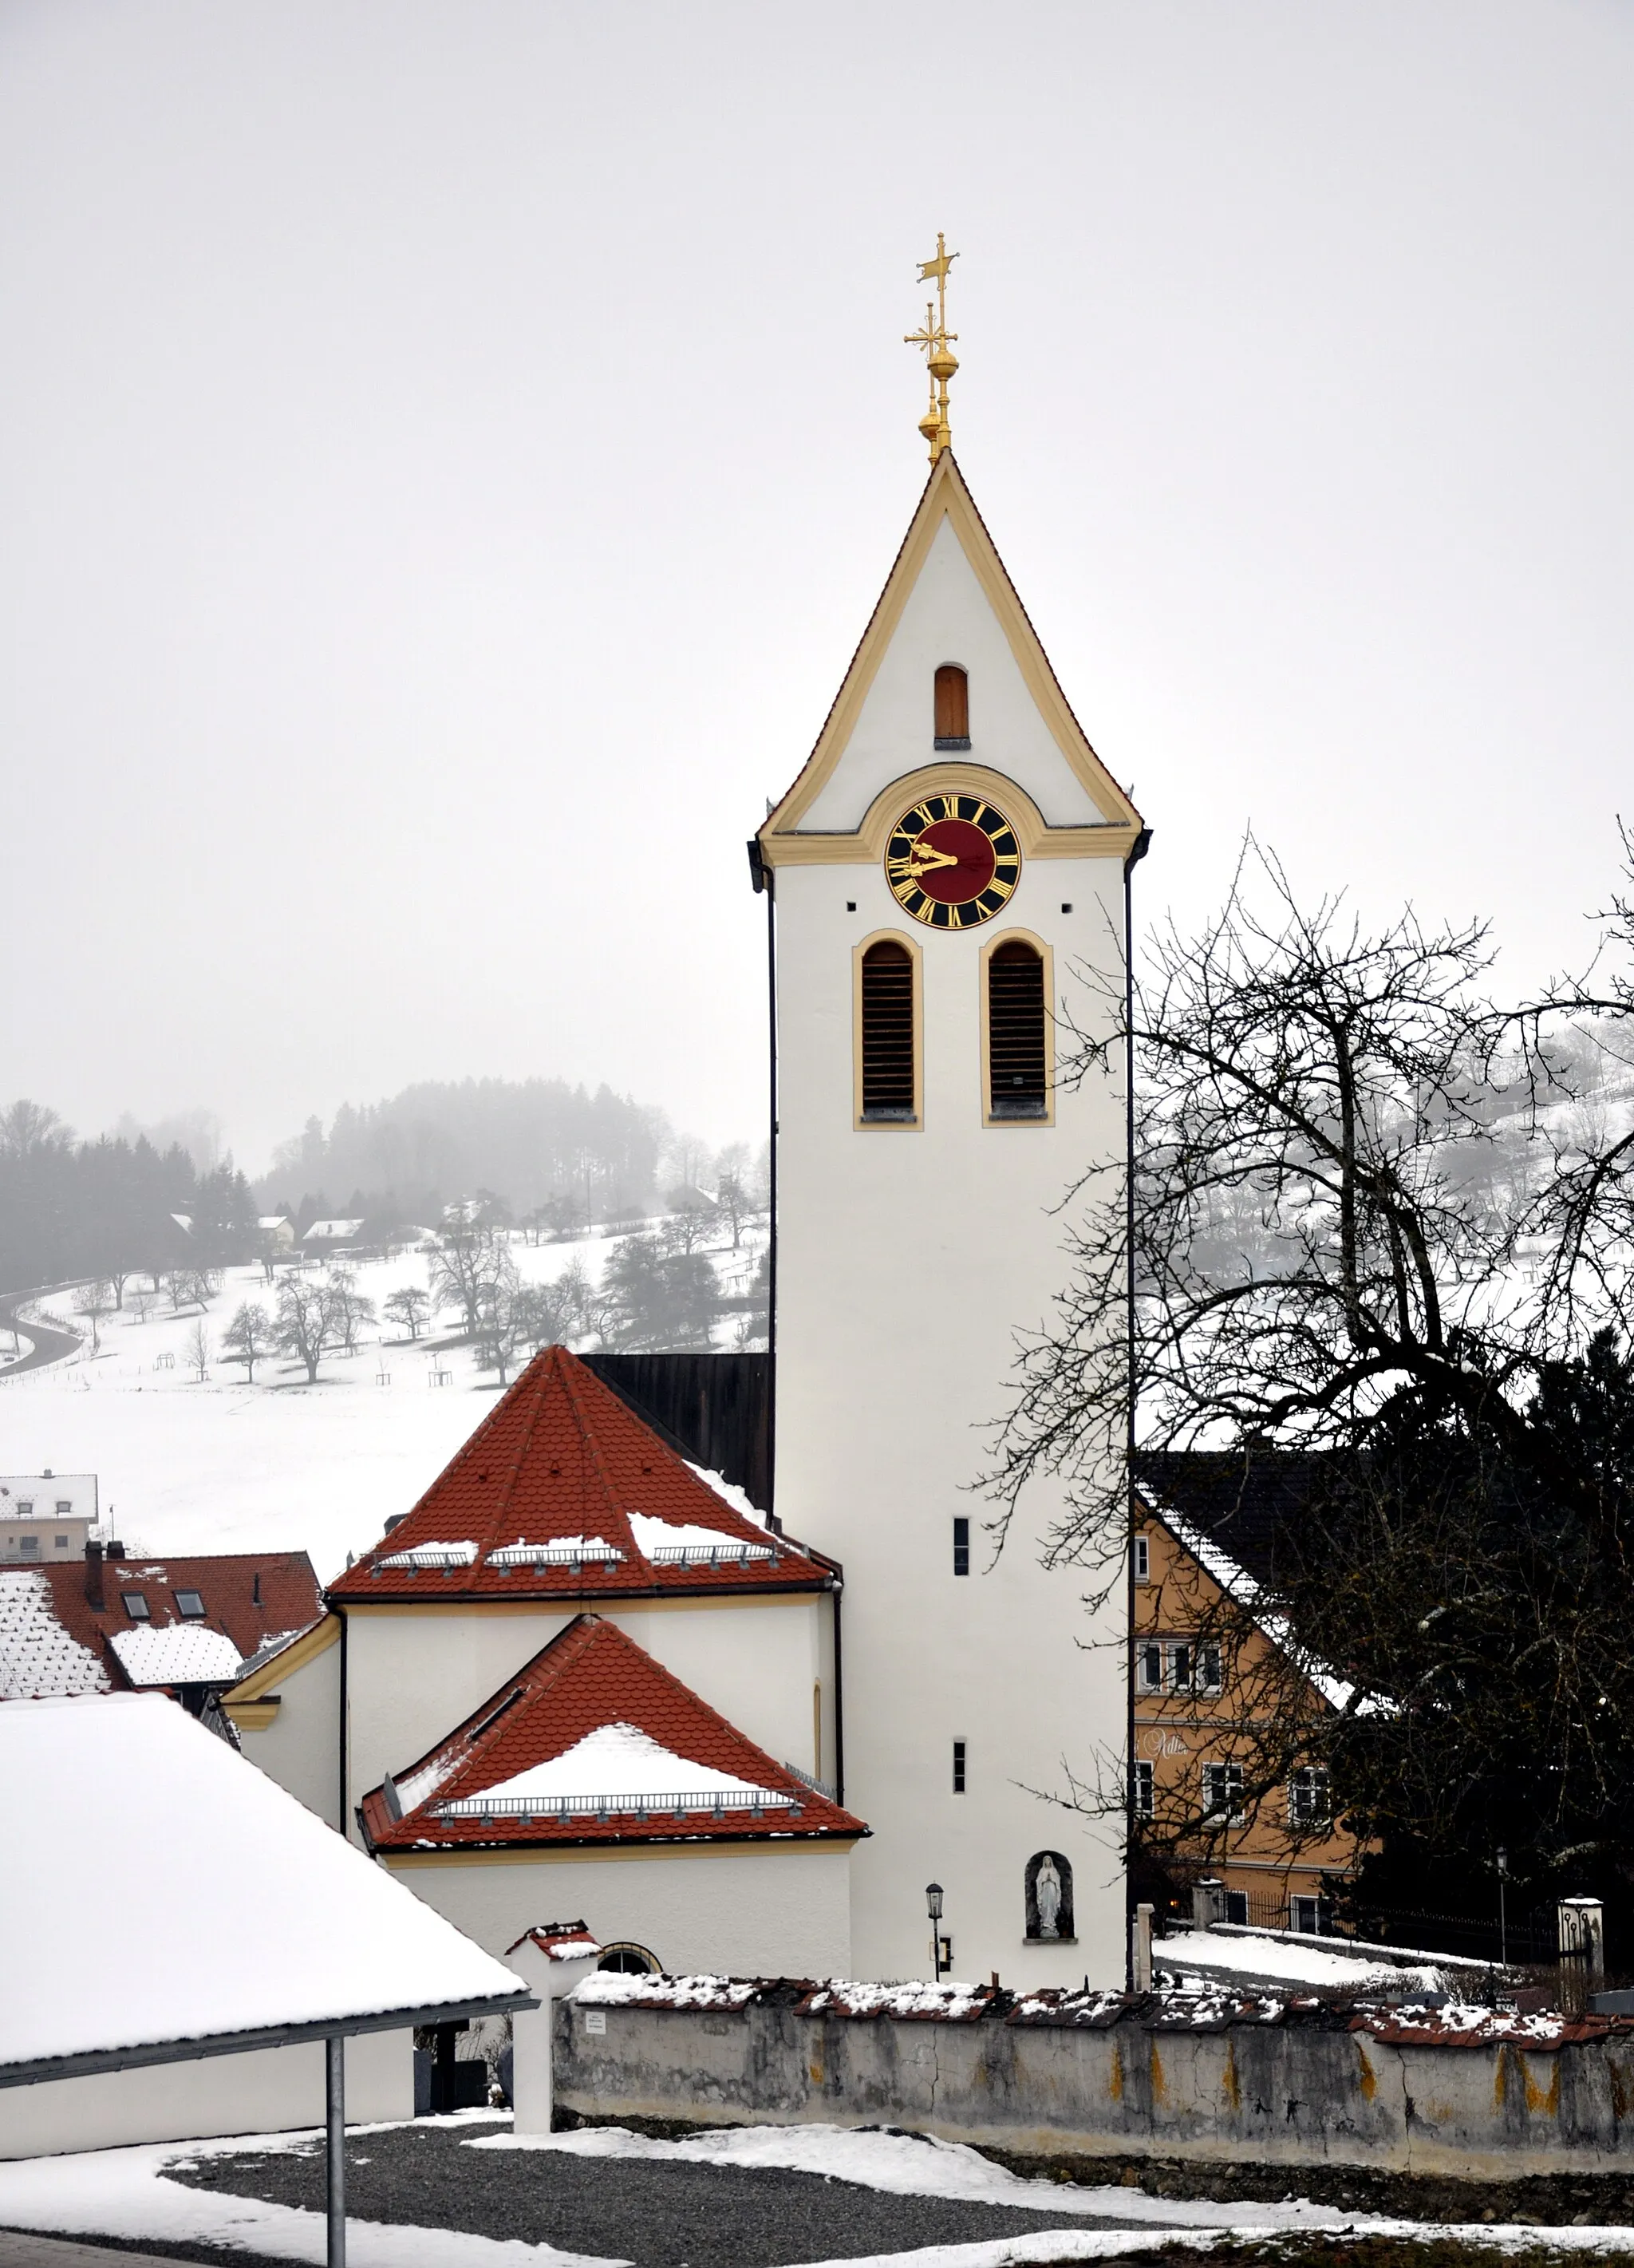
[909,844,960,873]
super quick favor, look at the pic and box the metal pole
[326,2033,345,2268]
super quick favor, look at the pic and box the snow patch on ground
[1158,1927,1445,1995]
[470,2122,1634,2255]
[0,2122,624,2266]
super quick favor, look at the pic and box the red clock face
[911,818,997,903]
[885,795,1021,930]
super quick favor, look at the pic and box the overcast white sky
[3,2,1631,1172]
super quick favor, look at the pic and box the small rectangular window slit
[952,1739,967,1794]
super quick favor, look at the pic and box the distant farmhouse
[1133,1456,1366,1934]
[0,1472,98,1563]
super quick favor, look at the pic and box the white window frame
[1131,1535,1150,1583]
[1132,1760,1154,1818]
[1289,1766,1332,1827]
[1137,1642,1163,1692]
[1201,1760,1245,1823]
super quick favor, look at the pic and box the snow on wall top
[0,1571,111,1701]
[568,1971,1634,2047]
[108,1622,244,1688]
[0,1693,525,2069]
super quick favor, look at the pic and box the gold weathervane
[905,234,959,464]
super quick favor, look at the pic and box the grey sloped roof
[1134,1450,1341,1589]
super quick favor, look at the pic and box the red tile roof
[2,1552,320,1699]
[360,1614,866,1851]
[329,1345,833,1605]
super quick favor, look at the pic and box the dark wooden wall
[583,1353,772,1513]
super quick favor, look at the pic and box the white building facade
[760,451,1143,1989]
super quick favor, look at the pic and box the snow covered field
[0,1223,766,1582]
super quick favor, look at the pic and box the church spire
[904,233,959,464]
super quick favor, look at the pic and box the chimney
[105,1539,124,1560]
[85,1540,104,1609]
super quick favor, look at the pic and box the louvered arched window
[856,937,920,1126]
[985,938,1049,1121]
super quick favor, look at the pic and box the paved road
[0,1290,82,1380]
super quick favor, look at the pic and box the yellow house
[1133,1455,1367,1934]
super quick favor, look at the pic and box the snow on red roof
[330,1345,832,1603]
[360,1614,866,1851]
[506,1921,603,1962]
[1,1554,320,1701]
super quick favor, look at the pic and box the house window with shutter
[854,935,922,1128]
[933,664,969,748]
[982,935,1052,1124]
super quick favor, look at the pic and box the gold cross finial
[904,233,959,464]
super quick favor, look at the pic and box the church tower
[755,252,1147,1988]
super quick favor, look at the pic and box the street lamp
[926,1882,948,1981]
[1497,1846,1510,1969]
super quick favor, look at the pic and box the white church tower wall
[761,448,1143,1989]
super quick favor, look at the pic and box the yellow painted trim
[223,1613,338,1705]
[341,1590,821,1620]
[223,1699,280,1732]
[759,453,1142,850]
[852,928,924,1132]
[762,763,1136,871]
[978,927,1057,1130]
[381,1837,862,1870]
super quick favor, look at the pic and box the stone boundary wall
[553,1976,1634,2180]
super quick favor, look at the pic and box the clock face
[885,794,1021,930]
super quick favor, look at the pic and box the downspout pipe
[1122,825,1151,1988]
[748,837,779,1531]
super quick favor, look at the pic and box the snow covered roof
[0,1474,97,1524]
[302,1219,365,1241]
[359,1613,865,1852]
[108,1622,244,1688]
[0,1694,529,2083]
[0,1573,110,1701]
[330,1345,832,1606]
[0,1553,319,1702]
[507,1921,603,1963]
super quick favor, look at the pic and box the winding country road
[0,1290,83,1379]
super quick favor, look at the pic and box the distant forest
[255,1077,686,1229]
[0,1100,256,1297]
[0,1079,752,1299]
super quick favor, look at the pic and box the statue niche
[1024,1851,1075,1942]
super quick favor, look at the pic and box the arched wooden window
[933,664,969,748]
[858,938,918,1124]
[986,939,1048,1120]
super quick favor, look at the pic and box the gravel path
[171,2119,1176,2265]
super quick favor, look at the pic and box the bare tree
[472,1249,525,1385]
[128,1289,154,1326]
[326,1269,377,1355]
[274,1275,334,1385]
[383,1286,430,1341]
[184,1317,212,1382]
[221,1302,274,1384]
[986,836,1634,1914]
[714,1168,752,1252]
[73,1279,113,1357]
[431,1226,503,1339]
